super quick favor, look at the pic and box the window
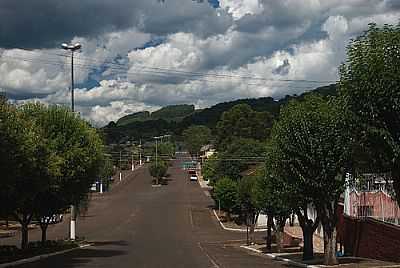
[357,205,374,217]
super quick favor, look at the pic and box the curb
[196,172,212,189]
[0,243,92,267]
[0,232,16,239]
[212,210,267,233]
[240,245,319,268]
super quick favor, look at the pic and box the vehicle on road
[40,214,63,224]
[188,170,198,181]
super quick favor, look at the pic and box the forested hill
[102,84,336,144]
[116,104,195,126]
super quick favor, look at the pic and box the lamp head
[73,43,82,50]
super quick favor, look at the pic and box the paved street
[6,159,288,268]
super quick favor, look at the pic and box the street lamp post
[62,42,81,112]
[139,139,142,166]
[61,42,81,241]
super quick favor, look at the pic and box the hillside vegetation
[102,84,336,144]
[116,104,195,127]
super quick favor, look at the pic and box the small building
[200,144,216,163]
[346,174,399,223]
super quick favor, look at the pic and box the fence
[344,173,400,225]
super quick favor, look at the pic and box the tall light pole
[153,135,171,166]
[62,42,81,112]
[139,139,142,166]
[61,42,81,241]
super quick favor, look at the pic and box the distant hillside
[102,84,337,144]
[117,111,151,126]
[116,104,195,127]
[151,104,195,121]
[178,97,280,131]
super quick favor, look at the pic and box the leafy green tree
[202,154,219,184]
[215,138,265,181]
[149,161,168,185]
[212,177,238,220]
[20,103,105,244]
[253,165,291,252]
[339,23,400,205]
[0,101,54,249]
[156,141,176,158]
[271,95,352,264]
[182,125,211,156]
[237,175,263,244]
[215,104,273,151]
[99,157,115,191]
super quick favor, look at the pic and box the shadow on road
[17,241,129,268]
[90,240,130,247]
[161,177,173,185]
[56,248,127,268]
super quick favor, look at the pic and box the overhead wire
[0,55,333,92]
[0,47,337,85]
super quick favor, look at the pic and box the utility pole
[139,139,142,165]
[62,42,81,241]
[119,151,122,181]
[155,139,158,167]
[132,152,135,171]
[99,179,103,194]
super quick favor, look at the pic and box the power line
[0,47,337,85]
[0,55,332,91]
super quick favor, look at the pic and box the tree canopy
[339,23,400,205]
[270,94,352,264]
[215,104,273,151]
[182,125,211,156]
[0,101,54,248]
[149,160,168,185]
[0,102,106,248]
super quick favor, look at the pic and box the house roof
[240,164,263,177]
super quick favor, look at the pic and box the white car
[190,175,198,181]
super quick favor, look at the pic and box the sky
[0,0,399,126]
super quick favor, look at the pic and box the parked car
[188,169,197,181]
[41,214,63,224]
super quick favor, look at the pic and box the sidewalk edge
[212,210,267,233]
[240,245,319,268]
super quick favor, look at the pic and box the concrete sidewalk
[241,244,399,268]
[285,225,324,253]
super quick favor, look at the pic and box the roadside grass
[0,240,81,264]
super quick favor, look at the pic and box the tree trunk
[297,206,319,261]
[318,200,340,266]
[303,225,314,260]
[323,225,338,265]
[392,163,400,208]
[226,211,231,222]
[266,212,273,250]
[21,221,29,250]
[276,229,283,253]
[14,213,32,250]
[40,223,48,244]
[289,213,295,227]
[276,216,287,253]
[393,172,400,208]
[249,213,258,244]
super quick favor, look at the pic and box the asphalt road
[8,157,288,268]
